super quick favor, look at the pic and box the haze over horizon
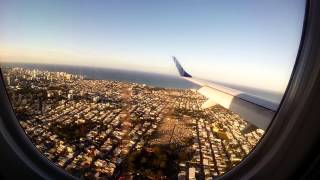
[0,0,305,93]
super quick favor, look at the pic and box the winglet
[172,56,192,77]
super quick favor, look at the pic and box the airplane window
[0,0,305,179]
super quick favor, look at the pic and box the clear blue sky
[0,0,305,92]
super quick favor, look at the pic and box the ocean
[1,63,283,104]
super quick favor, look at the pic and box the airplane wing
[172,56,278,133]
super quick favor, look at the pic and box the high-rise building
[6,76,11,86]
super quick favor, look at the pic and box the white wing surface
[172,56,278,133]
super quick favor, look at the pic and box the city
[2,67,264,179]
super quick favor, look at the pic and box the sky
[0,0,305,93]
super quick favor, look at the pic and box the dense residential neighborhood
[3,67,263,179]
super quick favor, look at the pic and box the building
[93,96,100,103]
[6,76,11,86]
[189,168,196,180]
[178,171,186,180]
[68,94,74,100]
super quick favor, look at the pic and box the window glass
[0,0,305,179]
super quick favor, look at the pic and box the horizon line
[1,61,284,94]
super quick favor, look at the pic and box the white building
[67,94,74,100]
[189,167,196,180]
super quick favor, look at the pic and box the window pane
[0,0,305,179]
